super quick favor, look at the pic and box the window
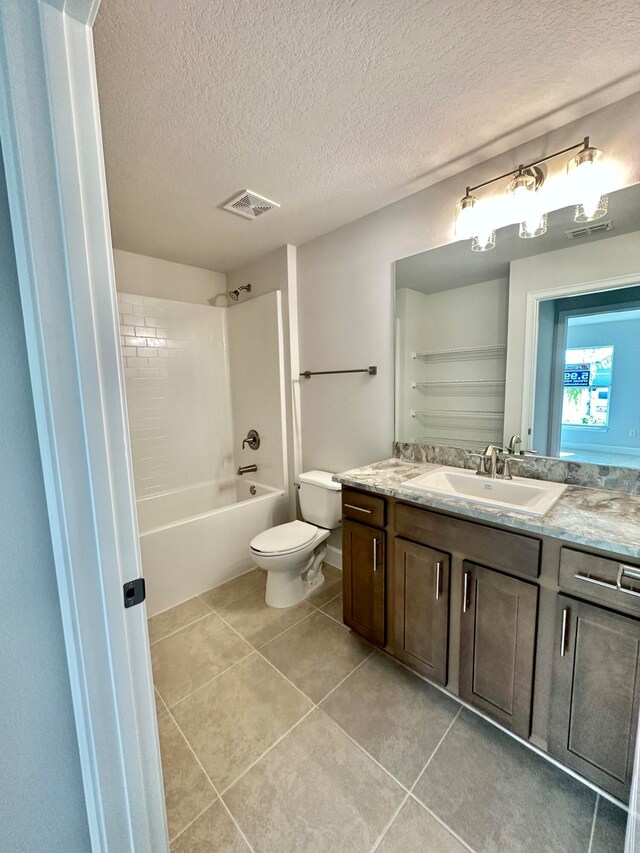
[562,346,613,428]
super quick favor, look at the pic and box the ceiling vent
[223,190,280,220]
[565,220,613,240]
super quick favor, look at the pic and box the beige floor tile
[376,797,468,853]
[152,614,252,707]
[148,597,211,645]
[308,563,343,607]
[200,569,266,611]
[321,652,459,787]
[216,588,315,647]
[413,709,596,853]
[170,801,250,853]
[224,709,404,853]
[157,712,216,841]
[172,653,312,791]
[320,593,344,625]
[261,610,370,703]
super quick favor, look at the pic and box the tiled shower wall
[118,292,234,498]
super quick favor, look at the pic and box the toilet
[250,470,342,608]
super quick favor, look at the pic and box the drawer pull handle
[345,503,372,514]
[574,572,618,591]
[574,569,640,598]
[435,561,442,601]
[560,607,570,657]
[373,538,378,573]
[462,571,470,613]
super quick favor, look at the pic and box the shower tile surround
[394,441,640,495]
[151,564,627,852]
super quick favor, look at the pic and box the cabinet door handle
[560,607,569,657]
[462,571,470,613]
[574,572,617,591]
[435,561,442,601]
[373,538,378,573]
[345,503,372,514]
[617,564,640,597]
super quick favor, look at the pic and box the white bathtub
[138,478,287,616]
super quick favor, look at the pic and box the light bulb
[567,142,608,222]
[455,192,478,240]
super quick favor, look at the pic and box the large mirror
[394,183,640,469]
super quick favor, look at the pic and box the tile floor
[149,564,628,853]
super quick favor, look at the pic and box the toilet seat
[250,520,318,557]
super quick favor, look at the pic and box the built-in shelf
[412,379,506,394]
[411,409,504,433]
[413,435,499,450]
[412,345,507,363]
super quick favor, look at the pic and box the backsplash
[393,442,640,496]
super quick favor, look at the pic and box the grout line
[409,799,477,853]
[164,649,255,710]
[254,609,319,651]
[587,795,599,853]
[411,705,462,786]
[167,801,215,846]
[369,792,411,853]
[316,651,373,705]
[218,708,316,796]
[216,795,257,853]
[149,611,212,646]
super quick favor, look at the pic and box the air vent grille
[223,190,280,220]
[565,220,613,240]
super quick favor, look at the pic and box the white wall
[114,248,227,305]
[505,230,640,442]
[395,279,508,444]
[118,292,234,498]
[296,91,640,474]
[0,152,90,850]
[227,291,288,491]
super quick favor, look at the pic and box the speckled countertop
[333,459,640,559]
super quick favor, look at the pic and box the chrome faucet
[508,434,522,455]
[237,464,258,476]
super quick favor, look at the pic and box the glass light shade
[455,194,478,239]
[575,194,608,223]
[568,145,608,222]
[507,171,537,221]
[519,211,547,239]
[471,230,496,252]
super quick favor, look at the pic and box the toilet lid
[250,520,318,555]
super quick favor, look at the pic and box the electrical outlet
[629,429,637,439]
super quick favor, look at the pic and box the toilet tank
[297,470,342,529]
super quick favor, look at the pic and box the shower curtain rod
[300,366,377,378]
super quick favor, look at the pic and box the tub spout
[237,464,258,476]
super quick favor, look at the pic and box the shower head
[228,283,252,302]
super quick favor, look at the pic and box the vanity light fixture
[455,137,607,251]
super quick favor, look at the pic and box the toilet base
[265,545,327,608]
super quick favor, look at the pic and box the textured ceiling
[94,0,640,272]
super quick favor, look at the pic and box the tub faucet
[237,464,258,476]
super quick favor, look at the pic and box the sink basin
[402,466,567,517]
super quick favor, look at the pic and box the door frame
[0,1,166,851]
[519,272,640,446]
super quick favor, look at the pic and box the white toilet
[249,470,342,608]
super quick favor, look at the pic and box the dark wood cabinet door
[548,595,640,801]
[342,520,385,646]
[393,539,449,684]
[459,562,538,738]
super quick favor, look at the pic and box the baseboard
[325,544,342,570]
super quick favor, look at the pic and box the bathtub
[137,478,287,616]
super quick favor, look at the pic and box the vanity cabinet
[393,539,450,684]
[342,519,386,646]
[459,562,538,738]
[548,595,640,801]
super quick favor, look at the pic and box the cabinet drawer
[559,547,640,616]
[395,503,541,579]
[342,489,385,528]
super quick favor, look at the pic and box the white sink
[402,465,567,517]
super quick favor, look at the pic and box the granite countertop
[333,459,640,559]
